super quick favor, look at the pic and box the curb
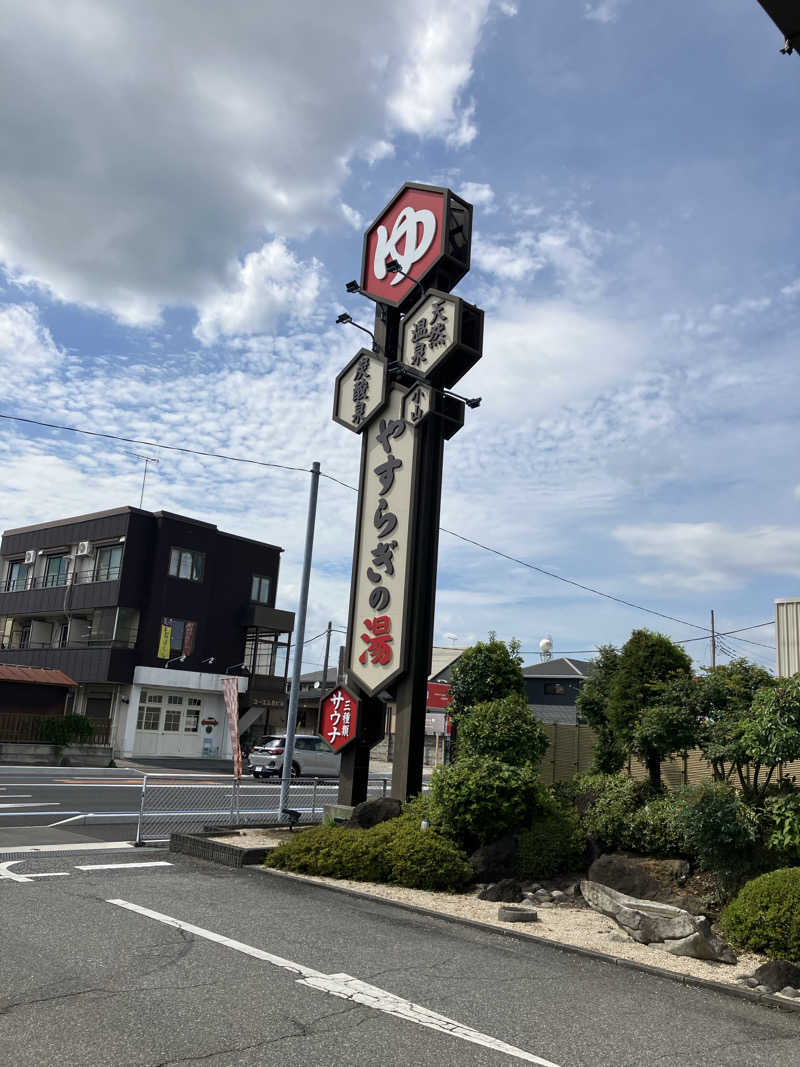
[247,865,800,1015]
[170,832,271,868]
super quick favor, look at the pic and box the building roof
[0,665,78,686]
[429,646,467,681]
[528,704,579,725]
[522,657,594,679]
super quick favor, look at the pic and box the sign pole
[279,460,320,817]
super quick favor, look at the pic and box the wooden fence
[538,722,800,788]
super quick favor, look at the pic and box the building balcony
[2,564,121,594]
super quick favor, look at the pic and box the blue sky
[0,1,796,673]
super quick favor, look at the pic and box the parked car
[248,734,340,778]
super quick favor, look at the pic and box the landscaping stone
[345,797,402,829]
[533,888,553,902]
[780,987,800,998]
[478,878,524,902]
[550,890,567,903]
[751,960,800,994]
[580,879,737,964]
[469,834,518,881]
[498,905,538,923]
[755,985,772,994]
[587,854,705,915]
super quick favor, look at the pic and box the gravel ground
[212,828,767,989]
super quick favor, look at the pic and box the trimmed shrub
[264,819,472,892]
[765,791,800,861]
[721,868,800,959]
[570,773,644,852]
[428,756,548,852]
[514,807,587,880]
[677,782,759,877]
[458,694,549,768]
[37,714,95,746]
[626,792,688,858]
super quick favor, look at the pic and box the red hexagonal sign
[319,685,360,752]
[360,182,473,312]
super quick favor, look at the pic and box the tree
[448,633,525,724]
[607,629,693,788]
[458,693,549,768]
[736,676,800,800]
[575,645,625,773]
[629,678,703,788]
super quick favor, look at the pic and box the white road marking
[0,841,135,855]
[107,899,561,1066]
[0,794,33,798]
[0,802,53,808]
[76,861,172,871]
[48,814,88,826]
[0,861,69,883]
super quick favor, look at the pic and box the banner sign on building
[319,685,359,752]
[221,676,242,780]
[157,619,172,659]
[182,620,197,657]
[426,681,451,710]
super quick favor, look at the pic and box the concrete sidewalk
[115,755,398,779]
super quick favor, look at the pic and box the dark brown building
[0,507,293,759]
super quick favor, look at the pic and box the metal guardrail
[134,774,390,844]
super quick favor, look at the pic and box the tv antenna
[127,451,160,508]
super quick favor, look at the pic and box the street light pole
[279,461,321,817]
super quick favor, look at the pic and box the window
[169,547,205,582]
[89,608,116,644]
[94,544,123,582]
[136,705,161,730]
[163,708,181,731]
[543,682,566,696]
[5,560,30,592]
[167,694,184,705]
[251,575,271,603]
[185,697,201,733]
[164,619,196,656]
[44,554,69,588]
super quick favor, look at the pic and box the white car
[249,734,340,779]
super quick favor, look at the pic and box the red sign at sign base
[319,686,360,752]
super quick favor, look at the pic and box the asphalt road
[0,766,393,844]
[2,847,800,1066]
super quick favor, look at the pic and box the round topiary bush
[382,822,473,891]
[627,792,688,858]
[457,694,549,768]
[720,868,800,959]
[570,773,644,852]
[677,781,758,876]
[514,806,587,880]
[428,756,548,852]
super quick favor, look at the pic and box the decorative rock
[498,905,538,923]
[755,985,772,994]
[478,878,524,903]
[661,931,737,965]
[580,879,737,963]
[587,854,704,915]
[744,977,759,988]
[469,835,518,881]
[780,987,800,998]
[533,889,553,902]
[751,960,800,994]
[345,797,402,829]
[550,890,567,903]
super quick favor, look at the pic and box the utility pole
[711,609,716,668]
[321,620,333,688]
[279,461,320,818]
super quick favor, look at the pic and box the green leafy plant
[677,782,759,878]
[765,792,800,860]
[569,772,645,852]
[575,645,626,773]
[458,693,549,768]
[428,756,547,852]
[448,634,525,723]
[514,806,587,879]
[264,820,472,892]
[721,868,800,959]
[627,791,688,858]
[37,714,95,747]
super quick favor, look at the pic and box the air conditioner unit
[23,550,36,565]
[76,541,92,557]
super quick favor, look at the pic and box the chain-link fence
[134,774,390,843]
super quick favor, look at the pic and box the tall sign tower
[333,182,483,802]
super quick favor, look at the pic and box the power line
[0,409,773,646]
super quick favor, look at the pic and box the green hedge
[37,714,95,746]
[514,806,587,880]
[721,868,800,959]
[627,792,688,858]
[265,819,472,892]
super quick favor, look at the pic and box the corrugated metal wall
[776,599,800,677]
[539,726,800,788]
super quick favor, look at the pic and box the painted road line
[49,814,89,826]
[0,811,80,818]
[107,899,561,1066]
[0,795,33,798]
[76,861,172,871]
[0,841,135,855]
[0,861,69,883]
[0,802,54,808]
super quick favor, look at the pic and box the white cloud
[781,279,800,298]
[615,522,800,590]
[340,203,363,230]
[361,140,395,166]
[0,302,63,381]
[460,182,496,211]
[194,240,323,345]
[498,2,518,15]
[0,2,490,324]
[584,1,630,23]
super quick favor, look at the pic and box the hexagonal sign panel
[401,381,433,428]
[333,348,388,433]
[399,290,484,390]
[360,182,473,312]
[319,685,359,751]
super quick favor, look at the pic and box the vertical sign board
[221,676,242,779]
[334,181,480,803]
[319,686,360,751]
